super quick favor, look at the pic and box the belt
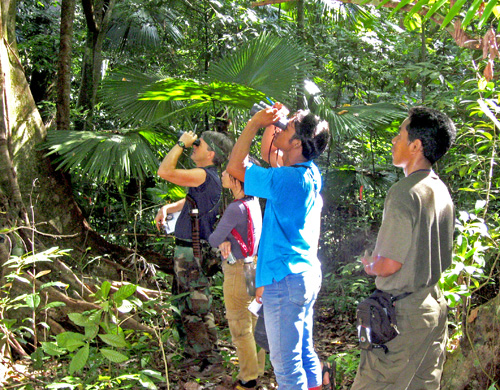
[175,238,193,247]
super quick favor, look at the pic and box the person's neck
[232,189,245,200]
[403,157,432,177]
[196,160,214,168]
[283,150,308,166]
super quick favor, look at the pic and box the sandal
[321,360,336,390]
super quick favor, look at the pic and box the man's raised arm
[227,107,281,181]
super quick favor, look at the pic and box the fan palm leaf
[43,128,174,184]
[207,32,315,105]
[105,0,183,51]
[312,97,408,138]
[99,68,185,127]
[101,33,315,125]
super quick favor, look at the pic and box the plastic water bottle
[243,257,256,296]
[226,252,237,265]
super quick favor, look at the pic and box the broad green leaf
[100,281,112,299]
[56,332,86,352]
[423,0,449,23]
[26,294,41,310]
[68,312,96,327]
[41,301,66,310]
[139,78,265,110]
[113,284,137,302]
[69,344,89,374]
[138,373,157,389]
[40,281,69,290]
[85,325,99,340]
[99,333,127,348]
[389,0,415,17]
[408,0,433,18]
[478,0,498,28]
[100,348,129,363]
[117,299,135,313]
[141,370,166,381]
[41,341,66,356]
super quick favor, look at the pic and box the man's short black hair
[406,106,456,164]
[292,110,330,161]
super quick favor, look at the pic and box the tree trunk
[76,0,115,131]
[0,0,172,291]
[441,292,500,389]
[56,0,76,131]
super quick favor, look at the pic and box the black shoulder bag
[356,289,411,353]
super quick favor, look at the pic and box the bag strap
[185,194,202,261]
[391,292,412,302]
[230,199,255,257]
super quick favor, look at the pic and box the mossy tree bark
[0,0,172,356]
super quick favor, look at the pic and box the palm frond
[42,128,173,184]
[140,78,267,109]
[99,68,185,126]
[207,32,315,105]
[105,1,183,51]
[312,99,408,138]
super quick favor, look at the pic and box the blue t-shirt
[245,160,323,287]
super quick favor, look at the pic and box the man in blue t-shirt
[227,103,330,390]
[155,130,233,358]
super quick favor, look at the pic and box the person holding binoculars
[155,130,233,359]
[227,103,330,390]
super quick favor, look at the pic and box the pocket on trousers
[286,273,314,306]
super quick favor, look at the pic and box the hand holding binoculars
[250,101,289,130]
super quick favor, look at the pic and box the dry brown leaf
[468,307,480,323]
[484,59,494,81]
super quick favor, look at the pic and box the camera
[250,101,288,130]
[177,131,201,146]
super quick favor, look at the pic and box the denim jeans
[262,269,322,390]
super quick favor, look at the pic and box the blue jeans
[262,270,322,390]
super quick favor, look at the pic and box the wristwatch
[177,140,186,149]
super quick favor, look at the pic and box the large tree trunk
[441,292,500,389]
[0,0,172,356]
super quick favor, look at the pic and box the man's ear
[292,138,302,149]
[207,150,216,162]
[410,138,423,155]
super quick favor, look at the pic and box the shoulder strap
[230,199,255,257]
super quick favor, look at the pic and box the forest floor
[0,291,359,389]
[166,290,359,390]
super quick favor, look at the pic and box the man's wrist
[177,140,186,149]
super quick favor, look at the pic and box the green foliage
[440,208,491,307]
[1,247,69,364]
[43,128,173,184]
[322,262,374,322]
[41,281,141,375]
[333,349,361,388]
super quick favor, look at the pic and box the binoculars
[177,131,201,146]
[250,101,289,130]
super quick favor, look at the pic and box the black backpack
[356,289,411,353]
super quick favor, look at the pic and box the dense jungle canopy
[0,0,499,388]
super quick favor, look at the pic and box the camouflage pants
[173,245,217,356]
